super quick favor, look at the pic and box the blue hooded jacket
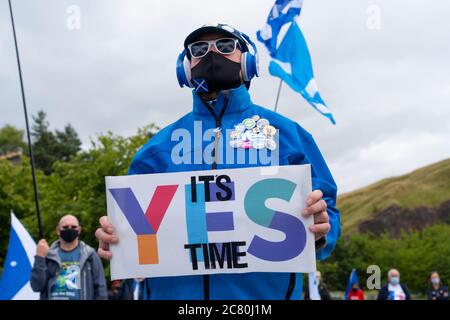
[128,84,341,300]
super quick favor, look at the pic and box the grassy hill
[338,158,450,234]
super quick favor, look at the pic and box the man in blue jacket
[96,23,341,300]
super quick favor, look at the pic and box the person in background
[30,215,107,300]
[108,279,145,300]
[118,279,145,300]
[108,280,122,300]
[427,271,449,300]
[377,269,411,300]
[304,271,332,300]
[347,282,364,300]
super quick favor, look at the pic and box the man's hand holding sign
[96,165,330,280]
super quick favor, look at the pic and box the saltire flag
[257,0,336,125]
[344,268,359,300]
[308,271,321,300]
[257,0,304,57]
[0,212,39,300]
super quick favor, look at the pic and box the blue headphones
[176,25,259,89]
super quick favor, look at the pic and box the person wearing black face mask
[187,32,246,104]
[96,23,340,300]
[30,215,107,300]
[191,50,243,93]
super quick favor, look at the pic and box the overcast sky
[1,0,449,194]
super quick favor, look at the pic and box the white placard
[106,165,316,280]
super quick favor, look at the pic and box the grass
[338,158,450,234]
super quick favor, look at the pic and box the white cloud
[333,129,450,193]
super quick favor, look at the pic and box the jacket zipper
[79,247,89,300]
[82,269,87,299]
[203,117,221,301]
[202,97,228,301]
[211,121,222,170]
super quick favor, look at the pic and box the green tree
[0,124,157,276]
[31,110,81,175]
[0,124,27,155]
[31,110,59,174]
[54,124,81,162]
[48,125,157,250]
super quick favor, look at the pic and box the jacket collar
[192,84,252,116]
[47,240,93,268]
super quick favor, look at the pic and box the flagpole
[273,79,283,112]
[8,0,43,240]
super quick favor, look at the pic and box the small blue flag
[257,0,303,57]
[0,212,39,300]
[344,269,360,300]
[268,21,336,124]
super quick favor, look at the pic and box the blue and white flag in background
[0,212,39,300]
[257,0,336,125]
[257,0,304,57]
[269,21,336,124]
[344,268,359,300]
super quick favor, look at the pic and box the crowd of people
[30,215,449,300]
[305,269,448,300]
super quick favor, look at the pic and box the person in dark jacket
[427,271,449,300]
[109,279,145,300]
[107,280,122,300]
[377,269,411,300]
[30,215,107,300]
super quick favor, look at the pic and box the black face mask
[60,228,79,243]
[191,51,242,92]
